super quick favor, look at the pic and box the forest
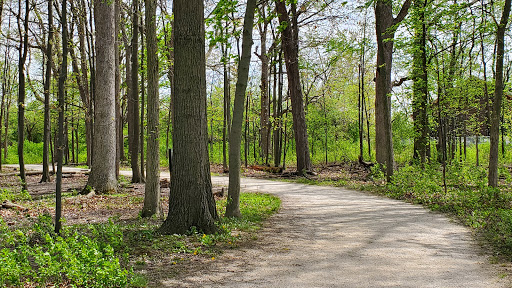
[0,0,512,286]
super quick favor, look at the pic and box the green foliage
[0,215,134,287]
[0,187,31,202]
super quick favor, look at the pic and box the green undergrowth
[0,192,280,287]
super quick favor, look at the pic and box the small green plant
[0,188,31,202]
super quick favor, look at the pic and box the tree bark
[159,0,218,234]
[17,0,29,191]
[374,0,411,181]
[55,0,68,234]
[141,0,160,217]
[114,0,121,178]
[488,0,511,187]
[128,0,142,183]
[86,0,117,194]
[140,19,145,180]
[258,5,270,164]
[78,0,93,167]
[275,0,312,175]
[41,0,53,182]
[226,0,256,218]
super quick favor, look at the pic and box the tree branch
[393,0,412,26]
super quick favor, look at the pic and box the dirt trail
[13,165,510,287]
[163,177,508,288]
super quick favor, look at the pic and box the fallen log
[248,165,284,174]
[1,200,28,211]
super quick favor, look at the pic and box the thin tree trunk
[222,39,230,172]
[55,0,68,234]
[273,49,283,167]
[128,0,142,183]
[17,0,29,191]
[258,5,270,164]
[140,18,145,180]
[41,0,53,182]
[226,0,256,218]
[114,0,121,178]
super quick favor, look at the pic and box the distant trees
[0,0,510,219]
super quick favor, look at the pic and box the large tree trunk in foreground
[488,0,511,187]
[226,0,256,218]
[275,1,312,175]
[141,0,160,217]
[86,0,117,194]
[159,0,217,234]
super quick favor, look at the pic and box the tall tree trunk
[159,0,218,234]
[78,0,92,167]
[374,0,411,181]
[275,1,312,175]
[114,0,121,178]
[258,5,270,164]
[86,0,117,194]
[129,0,142,183]
[488,0,511,187]
[162,7,175,161]
[140,19,145,180]
[17,0,29,191]
[55,0,68,234]
[221,39,230,172]
[273,49,283,167]
[41,0,53,182]
[141,0,160,217]
[226,0,256,218]
[0,57,6,171]
[412,0,429,164]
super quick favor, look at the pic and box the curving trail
[13,165,509,287]
[163,177,508,288]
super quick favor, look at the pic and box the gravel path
[15,165,509,287]
[163,177,508,288]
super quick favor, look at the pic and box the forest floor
[1,163,511,287]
